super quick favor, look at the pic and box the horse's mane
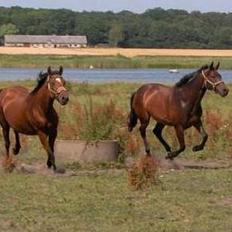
[175,65,208,88]
[30,70,60,94]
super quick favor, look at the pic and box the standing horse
[0,66,69,171]
[128,62,229,159]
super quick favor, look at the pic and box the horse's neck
[178,74,205,107]
[30,83,54,113]
[190,87,206,115]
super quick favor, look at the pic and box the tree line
[0,6,232,48]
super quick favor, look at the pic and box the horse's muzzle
[57,91,69,105]
[217,87,229,97]
[222,88,229,97]
[215,83,229,97]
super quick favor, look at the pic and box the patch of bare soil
[0,159,124,177]
[16,162,76,176]
[161,158,232,171]
[126,154,232,172]
[1,155,231,177]
[218,197,232,206]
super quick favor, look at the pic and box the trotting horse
[0,66,69,172]
[128,62,229,159]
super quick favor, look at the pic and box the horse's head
[47,66,69,105]
[201,62,229,97]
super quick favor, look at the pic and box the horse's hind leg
[166,125,185,159]
[2,124,10,162]
[12,130,21,155]
[192,121,208,152]
[139,118,150,155]
[153,122,171,152]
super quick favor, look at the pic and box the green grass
[0,80,231,231]
[0,169,231,232]
[1,54,232,69]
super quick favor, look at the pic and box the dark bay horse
[128,62,229,159]
[0,66,69,171]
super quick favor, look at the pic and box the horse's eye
[211,74,216,79]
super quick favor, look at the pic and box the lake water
[0,68,232,84]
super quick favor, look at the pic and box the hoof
[192,145,203,152]
[12,147,20,155]
[165,153,174,160]
[47,160,52,169]
[145,150,151,156]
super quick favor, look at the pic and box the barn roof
[4,35,87,44]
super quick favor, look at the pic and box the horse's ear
[59,66,63,75]
[215,62,220,70]
[201,64,208,70]
[209,61,214,70]
[47,66,52,75]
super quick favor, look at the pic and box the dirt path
[1,157,231,177]
[157,158,232,171]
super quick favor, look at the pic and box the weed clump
[128,155,159,190]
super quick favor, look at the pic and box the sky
[0,0,232,13]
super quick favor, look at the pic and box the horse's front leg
[48,128,57,168]
[192,120,208,152]
[12,130,21,155]
[166,125,185,159]
[38,130,56,171]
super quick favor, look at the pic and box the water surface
[0,68,231,84]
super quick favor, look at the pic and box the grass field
[0,168,231,232]
[1,48,232,69]
[0,80,231,232]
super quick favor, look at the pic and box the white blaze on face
[56,78,62,84]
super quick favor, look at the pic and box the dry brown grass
[1,47,232,57]
[128,154,159,190]
[1,155,17,172]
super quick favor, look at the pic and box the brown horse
[128,62,229,159]
[0,66,69,171]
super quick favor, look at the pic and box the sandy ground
[1,157,231,177]
[0,47,232,57]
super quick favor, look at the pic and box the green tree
[0,23,18,36]
[108,23,124,47]
[0,6,232,48]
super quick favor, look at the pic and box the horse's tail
[127,92,138,132]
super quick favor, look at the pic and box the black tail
[127,92,138,132]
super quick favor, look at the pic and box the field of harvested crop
[1,47,232,57]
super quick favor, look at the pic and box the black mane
[30,70,60,94]
[175,65,208,88]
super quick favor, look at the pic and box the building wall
[5,43,87,48]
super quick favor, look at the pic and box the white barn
[4,35,87,48]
